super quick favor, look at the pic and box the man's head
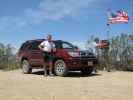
[46,34,52,41]
[94,38,99,43]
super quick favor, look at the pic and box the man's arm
[38,41,45,51]
[96,43,101,48]
[52,42,56,52]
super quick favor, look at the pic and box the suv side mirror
[74,46,80,51]
[74,46,78,49]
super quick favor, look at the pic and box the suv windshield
[62,42,74,49]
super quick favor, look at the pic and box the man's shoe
[44,73,47,77]
[49,72,54,76]
[44,70,47,76]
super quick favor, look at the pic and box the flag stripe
[107,10,129,24]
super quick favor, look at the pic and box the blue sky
[0,0,133,49]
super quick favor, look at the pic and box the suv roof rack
[23,39,64,45]
[25,39,45,43]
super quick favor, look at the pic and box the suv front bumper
[65,57,98,70]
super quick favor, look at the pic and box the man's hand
[52,48,56,52]
[38,45,44,51]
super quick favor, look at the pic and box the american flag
[107,10,129,24]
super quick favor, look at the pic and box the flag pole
[104,9,112,72]
[107,23,110,40]
[107,8,111,41]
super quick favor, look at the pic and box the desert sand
[0,69,133,100]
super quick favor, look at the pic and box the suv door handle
[32,52,40,54]
[31,50,41,54]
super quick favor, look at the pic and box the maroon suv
[18,39,98,76]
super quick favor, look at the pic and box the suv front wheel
[54,60,68,76]
[21,60,32,74]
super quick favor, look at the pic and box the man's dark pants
[43,52,54,76]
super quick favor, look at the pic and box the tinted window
[54,41,62,49]
[29,41,41,50]
[20,43,29,50]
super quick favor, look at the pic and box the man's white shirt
[91,42,99,56]
[40,40,55,52]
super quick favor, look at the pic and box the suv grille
[79,51,94,58]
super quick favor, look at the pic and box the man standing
[91,38,100,73]
[91,38,100,56]
[38,34,56,76]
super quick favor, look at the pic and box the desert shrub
[0,43,20,70]
[87,34,133,71]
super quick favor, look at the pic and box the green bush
[0,43,20,71]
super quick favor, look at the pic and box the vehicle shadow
[32,70,101,78]
[66,71,101,78]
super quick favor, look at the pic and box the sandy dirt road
[0,69,133,100]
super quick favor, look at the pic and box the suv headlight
[68,52,80,57]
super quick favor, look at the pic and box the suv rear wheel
[22,60,32,74]
[81,67,93,75]
[54,60,68,76]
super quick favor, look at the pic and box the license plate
[88,61,93,66]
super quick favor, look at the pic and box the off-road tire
[21,60,32,74]
[54,60,68,76]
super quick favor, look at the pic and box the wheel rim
[22,61,29,73]
[55,61,65,75]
